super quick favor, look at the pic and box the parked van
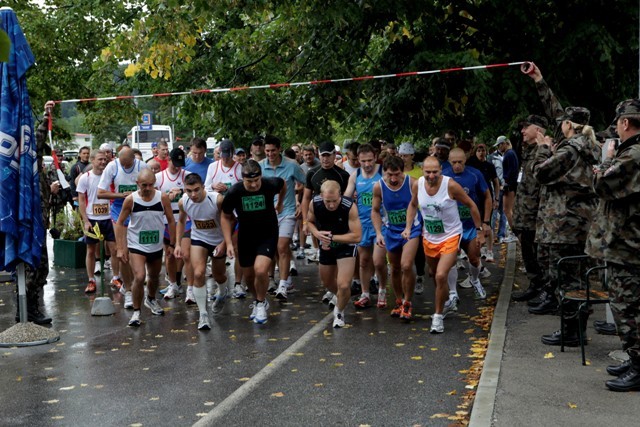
[126,125,173,160]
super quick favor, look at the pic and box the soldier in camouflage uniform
[586,99,640,392]
[524,64,600,348]
[511,115,547,302]
[15,102,58,325]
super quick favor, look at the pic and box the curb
[469,241,517,427]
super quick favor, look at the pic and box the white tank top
[127,190,165,253]
[98,159,147,211]
[181,192,223,246]
[77,171,110,220]
[417,176,462,243]
[204,160,242,193]
[155,168,188,223]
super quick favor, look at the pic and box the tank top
[417,176,462,243]
[100,158,145,211]
[127,190,165,253]
[355,166,382,226]
[312,195,353,237]
[77,171,110,220]
[380,175,421,234]
[204,160,242,194]
[181,192,223,246]
[155,168,188,223]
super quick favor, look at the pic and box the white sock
[361,292,370,299]
[216,278,228,295]
[192,286,207,314]
[447,268,458,294]
[187,285,194,293]
[169,281,177,288]
[469,263,480,282]
[279,279,288,288]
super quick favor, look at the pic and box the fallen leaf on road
[568,403,577,409]
[271,392,285,397]
[544,352,555,359]
[59,386,75,391]
[204,401,215,406]
[411,356,422,361]
[238,378,250,382]
[395,343,405,347]
[43,399,59,404]
[447,390,457,396]
[430,413,450,419]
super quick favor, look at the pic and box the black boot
[606,356,640,392]
[594,320,617,335]
[527,290,548,307]
[528,292,558,315]
[541,318,585,347]
[512,284,540,302]
[607,359,632,376]
[26,289,52,325]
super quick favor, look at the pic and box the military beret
[560,106,590,125]
[614,99,640,120]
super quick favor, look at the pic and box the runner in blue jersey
[372,156,422,320]
[344,143,387,309]
[442,148,491,310]
[184,137,214,181]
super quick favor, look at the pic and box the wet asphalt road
[0,241,505,426]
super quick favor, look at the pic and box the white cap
[99,143,113,152]
[398,142,415,155]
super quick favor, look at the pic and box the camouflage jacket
[535,78,564,142]
[532,134,600,244]
[513,143,540,231]
[585,133,640,266]
[35,117,52,228]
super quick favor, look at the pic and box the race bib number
[118,184,137,193]
[138,230,160,245]
[169,189,183,202]
[359,192,373,207]
[194,219,216,229]
[424,218,445,234]
[92,204,109,216]
[458,205,471,220]
[387,209,407,225]
[242,195,266,212]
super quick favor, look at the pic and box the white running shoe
[459,276,472,288]
[119,283,127,296]
[163,283,180,300]
[333,309,345,328]
[480,265,492,279]
[104,259,111,270]
[232,283,247,299]
[443,296,459,318]
[249,299,270,320]
[328,295,337,309]
[307,250,320,263]
[253,301,268,324]
[94,261,101,275]
[485,251,495,263]
[322,291,334,304]
[289,260,298,276]
[295,248,306,259]
[211,288,227,314]
[415,276,424,295]
[480,247,487,259]
[430,314,444,334]
[185,287,196,305]
[502,234,518,243]
[275,283,288,301]
[144,297,165,316]
[128,310,141,327]
[267,277,278,295]
[471,278,487,299]
[198,313,211,330]
[124,291,134,309]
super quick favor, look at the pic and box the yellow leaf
[271,392,285,397]
[196,413,208,417]
[447,390,457,396]
[411,356,422,361]
[395,343,405,347]
[124,63,138,78]
[51,416,64,420]
[16,376,21,382]
[334,363,344,367]
[585,360,591,366]
[204,401,215,406]
[430,413,450,419]
[238,378,250,382]
[544,352,555,359]
[568,403,577,409]
[314,383,323,387]
[59,386,75,391]
[43,399,59,404]
[430,348,438,351]
[453,353,461,357]
[330,352,342,356]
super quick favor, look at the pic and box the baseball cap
[318,141,336,155]
[99,143,113,152]
[519,114,549,129]
[398,142,415,155]
[235,147,246,155]
[494,136,509,147]
[560,106,590,125]
[151,142,158,148]
[251,136,265,145]
[219,139,234,158]
[434,138,451,150]
[170,148,186,167]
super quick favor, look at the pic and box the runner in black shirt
[221,160,286,324]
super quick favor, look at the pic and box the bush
[53,209,85,241]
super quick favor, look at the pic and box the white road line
[193,312,334,426]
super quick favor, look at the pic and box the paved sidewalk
[475,243,637,426]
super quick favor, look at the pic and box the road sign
[140,112,152,130]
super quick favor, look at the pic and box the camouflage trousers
[608,263,640,358]
[24,241,49,293]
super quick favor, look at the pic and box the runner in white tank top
[204,157,242,194]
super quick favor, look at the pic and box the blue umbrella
[0,7,43,272]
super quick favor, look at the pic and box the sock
[279,279,288,289]
[217,278,229,296]
[447,268,458,296]
[469,263,480,282]
[169,281,177,288]
[361,292,370,299]
[192,286,207,314]
[113,275,120,281]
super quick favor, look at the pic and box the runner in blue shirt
[184,138,214,182]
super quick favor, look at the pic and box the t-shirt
[221,177,284,239]
[76,171,110,220]
[154,156,169,171]
[259,157,306,218]
[185,156,214,182]
[443,167,488,229]
[305,165,351,195]
[466,156,498,197]
[502,149,519,188]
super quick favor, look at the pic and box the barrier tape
[83,223,104,241]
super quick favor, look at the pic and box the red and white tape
[55,61,527,104]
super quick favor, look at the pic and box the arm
[335,202,362,245]
[214,193,227,256]
[161,193,176,258]
[275,181,286,214]
[174,200,187,259]
[593,146,640,200]
[305,202,331,248]
[532,143,579,185]
[343,173,356,198]
[525,63,564,121]
[115,195,134,264]
[449,180,484,245]
[221,212,237,259]
[371,182,385,246]
[301,187,313,233]
[402,179,420,239]
[78,192,91,233]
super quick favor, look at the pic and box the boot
[606,356,640,392]
[541,318,585,347]
[607,359,632,376]
[527,290,548,307]
[25,289,52,325]
[512,284,540,302]
[594,320,617,336]
[528,292,558,315]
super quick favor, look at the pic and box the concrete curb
[469,241,517,427]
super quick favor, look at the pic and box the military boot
[541,317,585,347]
[512,284,541,302]
[606,359,632,376]
[606,355,640,392]
[528,292,558,315]
[26,289,52,325]
[527,289,548,307]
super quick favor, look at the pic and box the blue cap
[151,142,158,148]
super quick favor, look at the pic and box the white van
[127,125,173,160]
[205,137,218,158]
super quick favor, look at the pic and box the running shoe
[328,295,337,309]
[459,276,472,288]
[307,250,320,263]
[211,288,227,313]
[377,290,387,309]
[275,283,288,301]
[267,277,278,295]
[232,283,247,299]
[353,295,371,309]
[480,265,492,278]
[350,280,362,297]
[110,277,123,290]
[198,313,211,330]
[94,261,101,276]
[124,291,134,309]
[443,296,459,318]
[104,259,112,270]
[295,248,306,259]
[415,276,424,295]
[253,301,268,324]
[249,299,270,320]
[430,314,444,334]
[185,287,196,305]
[471,278,487,299]
[163,283,180,300]
[484,250,495,263]
[289,260,298,276]
[502,234,518,243]
[159,285,169,295]
[390,299,403,317]
[333,310,345,328]
[480,247,488,259]
[322,291,334,304]
[400,301,413,321]
[84,279,97,294]
[144,297,165,316]
[128,310,141,327]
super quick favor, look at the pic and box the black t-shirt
[466,157,498,197]
[305,165,351,195]
[312,195,353,235]
[222,177,284,238]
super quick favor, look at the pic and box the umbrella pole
[90,237,115,316]
[17,263,27,323]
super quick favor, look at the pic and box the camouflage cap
[614,99,640,120]
[560,106,590,125]
[519,114,548,129]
